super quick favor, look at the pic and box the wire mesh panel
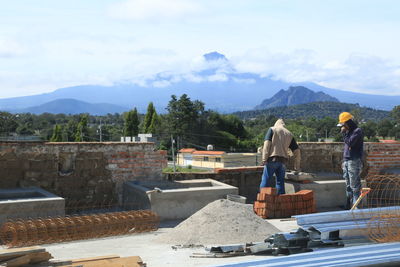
[354,175,400,242]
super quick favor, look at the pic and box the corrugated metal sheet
[209,242,400,267]
[294,206,400,241]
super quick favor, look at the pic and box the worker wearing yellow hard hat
[337,112,353,127]
[337,112,364,209]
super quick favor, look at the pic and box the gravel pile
[158,199,280,245]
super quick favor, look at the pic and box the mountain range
[254,86,339,109]
[0,52,399,114]
[12,99,128,115]
[235,102,390,121]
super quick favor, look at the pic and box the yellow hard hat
[337,112,353,126]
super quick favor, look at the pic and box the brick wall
[167,142,400,202]
[365,142,400,175]
[290,142,400,176]
[0,142,167,205]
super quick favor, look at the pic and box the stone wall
[0,142,167,205]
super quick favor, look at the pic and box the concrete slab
[0,187,64,224]
[123,179,238,220]
[39,218,297,267]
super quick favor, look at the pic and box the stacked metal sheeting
[209,242,400,267]
[293,206,400,242]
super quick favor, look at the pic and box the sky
[0,0,400,98]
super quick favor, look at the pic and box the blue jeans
[260,162,286,195]
[342,159,362,207]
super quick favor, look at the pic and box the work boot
[344,196,351,210]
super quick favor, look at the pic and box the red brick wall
[0,142,167,205]
[365,142,400,175]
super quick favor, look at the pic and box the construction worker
[260,119,301,194]
[337,112,364,209]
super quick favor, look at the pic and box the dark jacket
[342,119,364,160]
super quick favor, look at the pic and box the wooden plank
[29,251,53,264]
[0,246,45,261]
[69,256,144,267]
[0,254,31,267]
[50,255,120,266]
[71,255,121,263]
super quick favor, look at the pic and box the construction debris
[254,187,316,219]
[191,227,343,258]
[0,210,159,247]
[158,199,279,245]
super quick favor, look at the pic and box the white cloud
[108,0,202,21]
[233,48,400,95]
[0,38,26,58]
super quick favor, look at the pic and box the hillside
[12,98,129,115]
[235,102,390,121]
[254,86,339,109]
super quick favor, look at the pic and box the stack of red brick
[254,187,316,219]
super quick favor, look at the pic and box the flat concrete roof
[36,218,298,267]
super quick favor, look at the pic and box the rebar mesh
[0,210,159,247]
[355,175,400,242]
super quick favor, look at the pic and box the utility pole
[98,118,103,142]
[171,135,176,173]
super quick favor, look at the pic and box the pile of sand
[158,199,280,245]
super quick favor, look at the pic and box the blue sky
[0,0,399,98]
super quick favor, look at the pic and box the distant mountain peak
[254,86,339,110]
[203,51,227,62]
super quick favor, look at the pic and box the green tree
[391,105,400,123]
[124,108,139,137]
[142,102,157,133]
[0,112,18,134]
[377,119,394,139]
[75,114,89,141]
[166,94,205,138]
[50,124,63,142]
[362,121,378,140]
[148,112,160,134]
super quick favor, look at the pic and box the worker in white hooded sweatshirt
[260,119,301,194]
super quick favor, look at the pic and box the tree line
[1,94,399,152]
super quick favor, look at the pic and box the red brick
[257,193,266,202]
[260,187,277,195]
[264,195,276,204]
[297,190,314,201]
[258,201,267,208]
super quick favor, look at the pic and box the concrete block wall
[0,142,167,206]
